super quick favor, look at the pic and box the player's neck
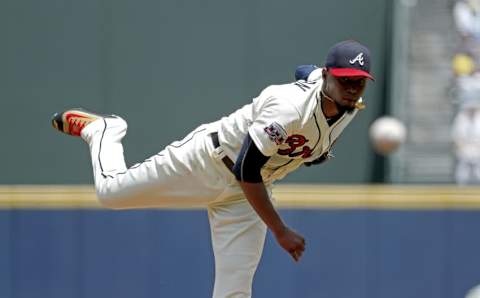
[320,89,342,119]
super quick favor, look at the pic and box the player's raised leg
[208,200,267,298]
[52,108,129,183]
[52,108,226,209]
[51,109,132,205]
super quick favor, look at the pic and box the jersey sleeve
[248,96,300,156]
[307,67,323,81]
[232,133,270,183]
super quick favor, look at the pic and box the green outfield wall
[0,0,392,184]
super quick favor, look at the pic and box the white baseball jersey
[217,72,361,184]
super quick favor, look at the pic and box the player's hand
[274,226,306,262]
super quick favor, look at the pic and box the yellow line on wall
[273,184,480,209]
[0,185,100,209]
[0,184,479,210]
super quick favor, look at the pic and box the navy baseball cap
[325,40,374,80]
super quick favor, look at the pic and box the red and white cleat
[51,108,105,136]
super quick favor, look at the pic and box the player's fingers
[297,251,304,261]
[293,252,299,262]
[291,249,304,262]
[290,250,299,262]
[296,250,303,259]
[297,241,305,251]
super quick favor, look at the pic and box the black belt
[210,132,235,172]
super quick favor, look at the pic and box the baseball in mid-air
[369,116,406,155]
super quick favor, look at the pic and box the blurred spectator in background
[451,2,480,184]
[453,0,480,44]
[451,52,480,104]
[452,51,476,77]
[454,0,480,35]
[451,100,480,184]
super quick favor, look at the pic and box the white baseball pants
[81,117,267,298]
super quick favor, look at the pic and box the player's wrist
[271,224,288,238]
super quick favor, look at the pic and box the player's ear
[322,68,328,80]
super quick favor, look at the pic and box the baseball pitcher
[51,40,374,298]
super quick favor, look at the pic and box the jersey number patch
[277,135,312,158]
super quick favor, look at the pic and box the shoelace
[68,118,87,134]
